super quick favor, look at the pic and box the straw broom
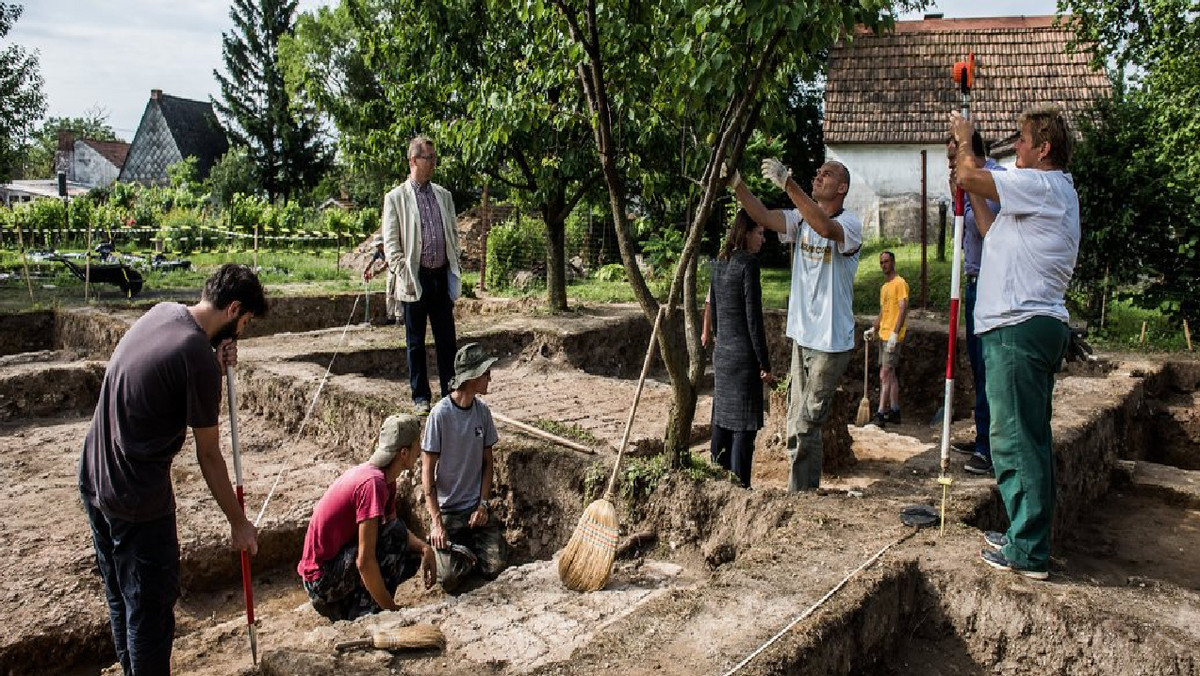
[335,624,446,652]
[855,334,873,426]
[558,307,664,592]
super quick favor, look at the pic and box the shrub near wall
[485,215,546,290]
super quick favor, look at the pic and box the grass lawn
[0,243,1190,352]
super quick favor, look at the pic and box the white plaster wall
[826,144,954,240]
[72,143,120,188]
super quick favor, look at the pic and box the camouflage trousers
[435,507,507,592]
[303,518,420,621]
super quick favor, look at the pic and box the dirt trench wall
[735,560,924,676]
[964,362,1170,553]
[0,311,54,355]
[919,569,1200,675]
[0,362,104,421]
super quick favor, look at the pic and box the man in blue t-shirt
[422,342,506,591]
[726,158,863,492]
[948,131,1005,476]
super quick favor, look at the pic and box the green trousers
[982,316,1069,571]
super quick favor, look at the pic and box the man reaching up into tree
[726,159,863,492]
[950,106,1079,581]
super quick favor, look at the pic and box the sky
[9,0,1059,142]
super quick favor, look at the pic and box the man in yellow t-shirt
[864,251,908,427]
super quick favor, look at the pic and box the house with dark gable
[119,89,229,185]
[823,15,1111,241]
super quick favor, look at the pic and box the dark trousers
[711,425,758,488]
[402,266,457,403]
[84,499,180,676]
[303,518,420,621]
[964,279,991,459]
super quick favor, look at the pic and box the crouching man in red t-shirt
[298,414,437,620]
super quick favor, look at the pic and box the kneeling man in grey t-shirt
[422,342,507,591]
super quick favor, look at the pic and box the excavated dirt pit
[0,295,1197,676]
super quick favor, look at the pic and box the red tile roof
[81,139,131,169]
[825,16,1112,145]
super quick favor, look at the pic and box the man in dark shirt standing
[79,264,268,674]
[382,135,463,414]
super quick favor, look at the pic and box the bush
[485,215,546,289]
[157,209,204,254]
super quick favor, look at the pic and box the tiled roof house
[119,89,229,185]
[54,131,130,189]
[824,15,1111,240]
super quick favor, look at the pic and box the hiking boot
[885,409,902,424]
[951,441,976,456]
[982,531,1008,550]
[979,548,1049,580]
[964,453,994,475]
[870,411,888,427]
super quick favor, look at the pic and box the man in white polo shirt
[950,105,1080,581]
[727,159,863,492]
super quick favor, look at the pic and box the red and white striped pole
[938,53,975,534]
[225,366,258,664]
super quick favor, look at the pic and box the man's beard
[210,316,241,348]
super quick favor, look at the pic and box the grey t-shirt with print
[422,395,499,513]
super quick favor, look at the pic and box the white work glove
[720,160,742,191]
[761,158,790,190]
[887,335,898,353]
[863,327,876,342]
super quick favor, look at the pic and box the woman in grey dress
[701,210,774,487]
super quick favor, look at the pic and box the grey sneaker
[964,453,993,475]
[979,548,1048,580]
[414,400,431,415]
[983,531,1008,550]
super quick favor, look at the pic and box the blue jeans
[710,425,758,488]
[402,266,457,403]
[84,498,180,676]
[964,279,991,459]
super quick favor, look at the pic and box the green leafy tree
[206,147,260,210]
[20,107,119,178]
[282,0,599,311]
[0,3,46,180]
[524,0,909,464]
[214,0,331,203]
[1061,0,1200,321]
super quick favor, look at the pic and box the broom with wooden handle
[855,334,872,426]
[558,307,664,592]
[335,625,446,652]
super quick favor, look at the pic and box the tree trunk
[544,208,568,312]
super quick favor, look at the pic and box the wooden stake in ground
[855,335,872,426]
[558,307,663,592]
[1140,321,1148,346]
[1185,319,1193,352]
[492,411,596,454]
[14,222,33,301]
[335,625,446,652]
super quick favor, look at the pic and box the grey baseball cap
[450,342,498,390]
[368,414,421,468]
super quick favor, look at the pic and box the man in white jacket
[382,136,463,413]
